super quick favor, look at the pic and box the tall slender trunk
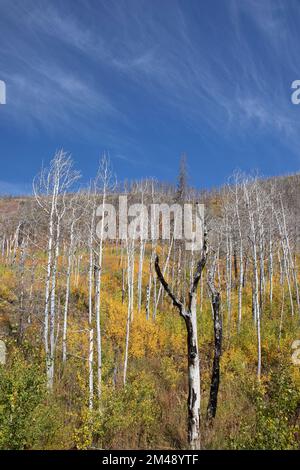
[88,205,95,410]
[185,300,201,450]
[48,215,61,390]
[154,230,208,449]
[62,220,75,362]
[244,183,261,380]
[44,183,58,387]
[207,270,222,422]
[225,227,232,338]
[123,238,135,385]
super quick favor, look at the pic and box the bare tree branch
[154,255,185,315]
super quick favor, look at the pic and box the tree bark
[154,229,207,450]
[207,272,222,422]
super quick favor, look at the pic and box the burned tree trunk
[207,270,222,422]
[155,230,207,450]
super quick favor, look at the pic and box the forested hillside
[0,151,300,450]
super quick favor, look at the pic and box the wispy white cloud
[0,1,125,139]
[1,0,300,160]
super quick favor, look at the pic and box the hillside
[0,155,300,450]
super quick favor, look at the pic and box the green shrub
[234,365,300,449]
[87,372,160,449]
[0,348,59,449]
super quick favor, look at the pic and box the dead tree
[206,263,222,422]
[155,229,208,450]
[33,150,80,390]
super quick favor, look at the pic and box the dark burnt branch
[154,255,185,316]
[188,228,208,311]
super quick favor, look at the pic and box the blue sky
[0,0,300,194]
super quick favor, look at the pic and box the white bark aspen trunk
[122,267,126,304]
[12,223,20,264]
[75,254,82,288]
[282,209,300,315]
[268,228,273,310]
[95,190,106,403]
[137,239,145,313]
[176,245,182,301]
[225,226,232,338]
[278,248,284,285]
[146,241,157,320]
[278,283,285,349]
[145,284,150,320]
[48,215,61,389]
[258,216,265,313]
[237,239,243,330]
[275,208,294,316]
[55,297,61,350]
[129,240,135,321]
[283,242,294,316]
[123,238,134,385]
[255,261,262,381]
[88,328,94,411]
[279,199,298,309]
[152,270,157,320]
[1,236,4,258]
[44,184,57,386]
[145,251,153,320]
[6,236,12,264]
[189,244,195,289]
[123,274,131,386]
[17,238,27,344]
[137,190,145,313]
[95,265,102,402]
[199,271,204,316]
[62,220,75,362]
[244,182,261,380]
[34,150,80,389]
[185,297,201,450]
[171,241,176,293]
[251,232,262,380]
[28,270,34,324]
[88,205,95,411]
[234,185,244,331]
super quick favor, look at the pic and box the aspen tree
[243,178,261,380]
[33,150,80,390]
[62,196,83,363]
[155,228,208,450]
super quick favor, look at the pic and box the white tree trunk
[62,220,75,362]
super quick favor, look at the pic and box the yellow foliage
[130,312,159,358]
